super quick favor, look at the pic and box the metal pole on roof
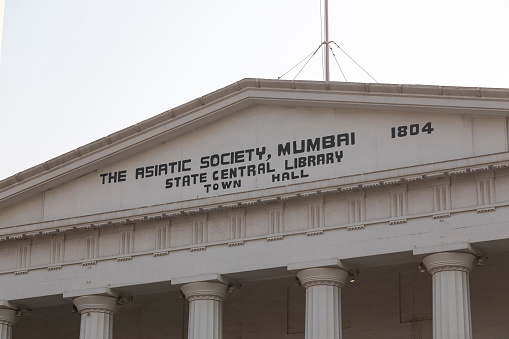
[324,0,330,82]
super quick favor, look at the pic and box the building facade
[1,79,509,338]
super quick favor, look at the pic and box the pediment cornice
[1,78,509,211]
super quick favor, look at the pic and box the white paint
[73,295,118,339]
[181,282,227,339]
[297,267,349,339]
[423,252,476,339]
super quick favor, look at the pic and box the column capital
[180,281,228,303]
[423,251,476,274]
[73,295,118,316]
[296,267,349,288]
[0,308,17,327]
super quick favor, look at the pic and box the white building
[1,79,509,339]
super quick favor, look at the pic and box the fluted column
[0,309,17,339]
[423,252,476,339]
[297,267,349,339]
[73,295,118,339]
[181,281,227,339]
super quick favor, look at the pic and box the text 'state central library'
[1,79,509,339]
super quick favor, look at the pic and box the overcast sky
[1,0,508,180]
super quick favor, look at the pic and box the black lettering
[307,138,320,152]
[308,155,316,167]
[235,151,244,163]
[182,159,191,171]
[255,147,266,160]
[278,143,291,156]
[200,173,207,183]
[322,135,335,149]
[118,170,127,182]
[293,140,305,154]
[158,164,168,176]
[146,166,154,178]
[100,173,108,184]
[247,165,256,176]
[326,153,333,164]
[108,172,118,183]
[165,178,173,188]
[200,156,210,169]
[135,168,144,179]
[245,149,255,161]
[210,154,220,167]
[337,133,350,146]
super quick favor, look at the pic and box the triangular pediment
[1,79,509,231]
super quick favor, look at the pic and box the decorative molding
[477,207,495,213]
[155,224,170,250]
[389,219,407,225]
[192,218,208,245]
[85,235,98,260]
[348,193,365,224]
[308,202,324,229]
[296,267,349,288]
[267,235,284,242]
[47,265,62,271]
[447,169,469,176]
[383,179,402,186]
[362,182,380,188]
[476,177,495,206]
[14,270,28,275]
[433,183,451,212]
[230,212,246,240]
[432,213,451,219]
[119,229,134,255]
[50,239,64,264]
[347,225,365,231]
[186,295,224,302]
[306,230,324,236]
[190,246,206,252]
[268,207,284,234]
[404,175,423,182]
[390,188,407,218]
[423,252,476,275]
[82,261,97,266]
[153,251,169,257]
[117,256,132,262]
[433,213,451,219]
[227,241,244,247]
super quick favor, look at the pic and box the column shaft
[0,309,16,339]
[73,295,118,339]
[79,311,114,339]
[305,284,341,339]
[297,267,349,339]
[423,251,475,339]
[181,281,227,339]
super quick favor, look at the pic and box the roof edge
[1,78,509,192]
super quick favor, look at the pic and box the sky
[1,0,508,180]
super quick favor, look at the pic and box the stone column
[0,309,17,339]
[180,281,228,339]
[73,295,118,339]
[297,267,349,339]
[423,251,476,339]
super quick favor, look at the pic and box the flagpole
[324,0,330,82]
